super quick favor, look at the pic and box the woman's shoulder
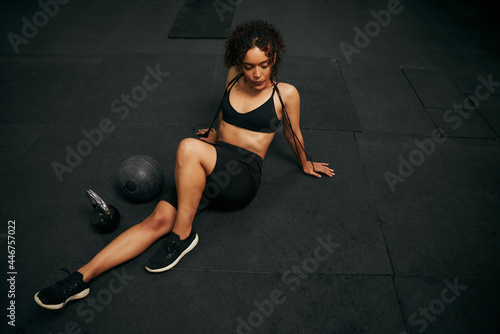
[275,82,299,100]
[226,66,241,87]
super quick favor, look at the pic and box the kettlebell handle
[86,189,113,220]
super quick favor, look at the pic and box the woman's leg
[171,138,217,240]
[35,200,178,309]
[78,138,216,281]
[77,200,177,282]
[35,139,218,309]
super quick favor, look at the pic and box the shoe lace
[165,239,181,258]
[54,268,78,291]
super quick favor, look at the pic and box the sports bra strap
[202,73,243,138]
[202,76,315,173]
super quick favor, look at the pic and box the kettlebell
[86,189,120,233]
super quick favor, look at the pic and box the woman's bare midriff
[218,120,275,159]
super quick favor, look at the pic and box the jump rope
[201,72,315,172]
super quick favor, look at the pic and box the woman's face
[240,46,273,90]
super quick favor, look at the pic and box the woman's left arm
[281,84,335,178]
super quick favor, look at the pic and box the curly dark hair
[224,20,286,79]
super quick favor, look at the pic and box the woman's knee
[177,138,201,161]
[143,200,176,232]
[176,138,217,173]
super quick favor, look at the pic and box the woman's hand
[303,162,335,178]
[196,128,217,144]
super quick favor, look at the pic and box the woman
[34,20,334,310]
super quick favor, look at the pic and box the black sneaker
[145,231,199,273]
[34,268,90,310]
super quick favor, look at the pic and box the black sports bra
[221,77,281,133]
[202,73,315,171]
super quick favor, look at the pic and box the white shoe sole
[34,288,90,310]
[145,234,199,273]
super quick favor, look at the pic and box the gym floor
[1,0,499,333]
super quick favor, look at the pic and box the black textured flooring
[1,0,499,333]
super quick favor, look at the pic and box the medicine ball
[117,155,164,203]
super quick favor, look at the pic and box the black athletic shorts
[163,141,263,213]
